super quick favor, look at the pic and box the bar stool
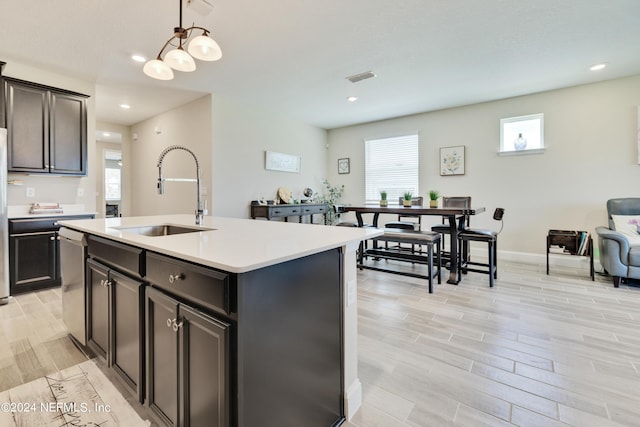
[386,196,424,253]
[333,205,358,227]
[457,208,504,287]
[385,197,424,231]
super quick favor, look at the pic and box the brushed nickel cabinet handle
[172,319,183,332]
[169,273,184,284]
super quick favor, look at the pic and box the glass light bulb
[164,47,196,72]
[188,34,222,61]
[143,59,174,80]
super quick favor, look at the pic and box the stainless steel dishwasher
[59,227,88,346]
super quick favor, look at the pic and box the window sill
[498,148,546,157]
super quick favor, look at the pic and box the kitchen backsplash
[7,174,90,207]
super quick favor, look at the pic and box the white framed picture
[440,145,465,176]
[265,151,301,173]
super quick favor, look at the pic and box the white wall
[3,57,96,212]
[211,94,328,219]
[130,95,212,217]
[327,75,640,257]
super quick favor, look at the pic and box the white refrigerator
[0,128,8,305]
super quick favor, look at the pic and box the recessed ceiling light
[102,132,111,137]
[131,54,147,63]
[347,96,358,102]
[119,104,131,109]
[590,63,607,71]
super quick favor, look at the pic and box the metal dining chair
[457,207,505,287]
[385,196,424,253]
[385,196,424,231]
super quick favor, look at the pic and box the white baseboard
[344,378,362,420]
[466,247,602,271]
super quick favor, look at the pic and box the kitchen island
[58,214,380,427]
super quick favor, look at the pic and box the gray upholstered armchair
[596,198,640,287]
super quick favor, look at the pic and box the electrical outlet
[77,188,84,197]
[26,187,35,198]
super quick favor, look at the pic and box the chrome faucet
[157,145,204,225]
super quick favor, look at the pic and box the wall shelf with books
[546,229,594,281]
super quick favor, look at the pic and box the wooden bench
[358,229,441,293]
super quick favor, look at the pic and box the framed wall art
[440,145,465,176]
[338,158,350,174]
[265,150,301,173]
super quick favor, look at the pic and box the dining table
[344,204,486,284]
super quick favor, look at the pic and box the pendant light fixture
[143,0,222,80]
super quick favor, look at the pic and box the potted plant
[429,190,440,208]
[403,191,413,207]
[318,179,345,225]
[379,190,388,207]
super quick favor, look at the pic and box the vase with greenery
[318,179,345,225]
[429,190,440,208]
[403,191,413,207]
[379,190,388,207]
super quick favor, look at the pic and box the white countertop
[57,214,382,273]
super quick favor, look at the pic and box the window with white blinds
[364,134,419,204]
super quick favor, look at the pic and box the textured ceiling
[1,0,639,129]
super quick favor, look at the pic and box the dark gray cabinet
[250,202,328,223]
[76,232,344,427]
[87,259,145,402]
[146,287,179,426]
[87,260,109,358]
[9,229,57,293]
[8,215,94,295]
[86,236,145,403]
[3,77,88,175]
[146,269,230,427]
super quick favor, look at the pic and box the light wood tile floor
[2,261,640,426]
[345,260,640,427]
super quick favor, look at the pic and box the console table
[250,202,328,223]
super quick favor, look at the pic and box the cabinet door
[146,287,179,427]
[4,79,49,172]
[9,231,57,294]
[179,305,230,427]
[50,91,87,175]
[87,259,110,360]
[111,270,144,402]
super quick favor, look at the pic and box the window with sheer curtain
[364,134,419,204]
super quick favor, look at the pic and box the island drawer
[146,252,230,316]
[87,235,145,278]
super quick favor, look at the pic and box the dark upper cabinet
[3,77,88,175]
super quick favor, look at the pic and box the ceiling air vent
[346,71,376,83]
[186,0,214,16]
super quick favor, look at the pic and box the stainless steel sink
[113,224,215,237]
